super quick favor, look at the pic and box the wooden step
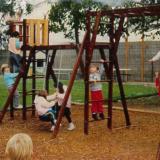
[88,80,111,83]
[91,60,110,63]
[26,75,45,79]
[88,99,107,103]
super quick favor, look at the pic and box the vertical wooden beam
[36,20,40,45]
[45,49,57,92]
[113,17,131,127]
[32,51,36,117]
[107,16,114,129]
[19,25,23,41]
[84,11,91,135]
[140,36,145,82]
[42,20,49,45]
[124,36,129,81]
[29,20,34,46]
[53,31,88,138]
[22,19,27,120]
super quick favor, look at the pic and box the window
[37,59,44,67]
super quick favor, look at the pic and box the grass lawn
[0,75,157,110]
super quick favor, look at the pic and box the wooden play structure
[0,5,160,138]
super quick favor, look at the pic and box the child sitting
[89,62,105,120]
[34,90,57,131]
[155,72,160,96]
[47,82,75,131]
[1,64,22,109]
[5,133,33,160]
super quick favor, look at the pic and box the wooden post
[124,36,129,81]
[107,16,114,129]
[140,36,145,82]
[42,20,49,45]
[22,19,27,120]
[36,20,41,45]
[84,11,91,135]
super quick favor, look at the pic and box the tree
[123,0,160,39]
[49,0,109,44]
[0,0,32,49]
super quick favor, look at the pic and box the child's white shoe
[50,125,55,131]
[14,105,23,109]
[67,122,75,131]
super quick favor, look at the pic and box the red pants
[91,90,104,113]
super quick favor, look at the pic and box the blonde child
[155,72,160,96]
[89,62,105,120]
[1,64,22,109]
[47,82,75,131]
[34,90,57,131]
[5,133,33,160]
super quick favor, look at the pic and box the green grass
[0,75,157,109]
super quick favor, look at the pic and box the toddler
[89,63,105,120]
[34,90,57,131]
[47,82,75,131]
[5,133,33,160]
[1,64,22,109]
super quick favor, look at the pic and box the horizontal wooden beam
[22,42,111,51]
[89,5,160,17]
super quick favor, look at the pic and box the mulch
[0,104,160,160]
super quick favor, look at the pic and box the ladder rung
[89,117,110,122]
[88,99,106,103]
[88,80,110,83]
[91,60,110,63]
[27,75,45,79]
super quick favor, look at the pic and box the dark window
[37,59,44,67]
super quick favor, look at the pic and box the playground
[0,103,160,160]
[1,2,160,160]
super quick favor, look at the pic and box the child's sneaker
[50,125,55,131]
[99,113,105,120]
[14,105,23,109]
[67,122,75,131]
[92,113,98,121]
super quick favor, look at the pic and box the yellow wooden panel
[29,21,34,46]
[42,20,49,45]
[36,21,40,45]
[25,19,48,46]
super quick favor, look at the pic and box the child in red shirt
[155,72,160,96]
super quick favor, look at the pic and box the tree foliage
[49,0,110,43]
[0,0,32,50]
[123,0,160,39]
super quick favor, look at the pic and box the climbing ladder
[0,19,54,122]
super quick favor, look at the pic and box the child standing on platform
[1,64,22,109]
[47,82,75,131]
[34,90,57,131]
[89,62,105,121]
[8,31,22,73]
[155,72,160,96]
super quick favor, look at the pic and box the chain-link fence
[1,40,160,82]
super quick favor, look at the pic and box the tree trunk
[75,27,84,77]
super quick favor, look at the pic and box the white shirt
[34,95,56,116]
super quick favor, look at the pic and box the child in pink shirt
[47,82,75,131]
